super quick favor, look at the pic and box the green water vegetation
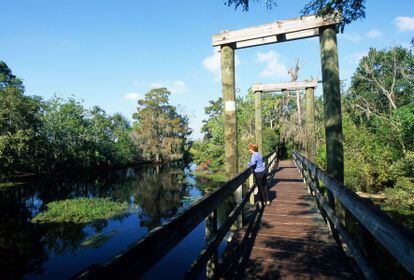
[0,61,192,178]
[193,171,227,183]
[31,198,129,224]
[0,181,25,188]
[191,45,414,220]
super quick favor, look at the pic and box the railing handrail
[293,151,414,277]
[76,150,279,279]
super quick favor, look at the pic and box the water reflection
[0,162,218,279]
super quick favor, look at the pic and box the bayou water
[0,162,225,279]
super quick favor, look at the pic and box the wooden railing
[76,151,279,279]
[293,152,414,279]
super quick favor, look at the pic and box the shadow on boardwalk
[218,161,355,280]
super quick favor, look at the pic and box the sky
[2,0,414,139]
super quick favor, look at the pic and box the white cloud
[255,50,288,79]
[394,16,414,31]
[124,92,142,100]
[149,80,188,94]
[366,29,383,38]
[202,48,241,81]
[132,80,141,86]
[202,48,221,75]
[342,32,363,43]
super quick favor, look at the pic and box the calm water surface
[1,162,224,280]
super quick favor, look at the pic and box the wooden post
[319,25,343,183]
[205,210,218,279]
[221,44,238,179]
[305,87,316,161]
[221,44,241,229]
[255,90,263,154]
[249,174,255,205]
[319,25,346,224]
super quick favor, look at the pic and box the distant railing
[293,152,414,279]
[76,150,279,279]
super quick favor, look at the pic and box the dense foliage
[132,88,192,162]
[192,46,414,216]
[224,0,366,29]
[191,90,281,175]
[0,61,191,178]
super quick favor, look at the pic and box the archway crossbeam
[212,15,339,49]
[252,80,318,92]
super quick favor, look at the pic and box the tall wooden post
[221,44,238,179]
[319,25,343,183]
[255,90,263,154]
[319,25,346,231]
[221,44,242,229]
[305,87,316,161]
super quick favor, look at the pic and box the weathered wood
[305,87,316,161]
[255,90,263,154]
[238,160,354,279]
[249,174,255,205]
[212,15,339,48]
[294,152,414,276]
[205,210,218,279]
[235,28,320,49]
[307,177,377,280]
[252,80,318,92]
[187,179,257,278]
[221,44,238,179]
[319,25,346,228]
[319,25,343,183]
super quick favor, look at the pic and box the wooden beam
[305,87,316,161]
[235,28,319,49]
[221,44,238,179]
[294,152,414,276]
[213,15,339,49]
[255,90,263,154]
[252,80,318,92]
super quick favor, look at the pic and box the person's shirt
[248,151,265,173]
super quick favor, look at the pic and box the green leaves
[31,198,129,224]
[132,88,192,162]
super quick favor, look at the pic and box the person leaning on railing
[248,143,271,206]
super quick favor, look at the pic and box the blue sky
[2,0,414,139]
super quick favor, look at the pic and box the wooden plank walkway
[225,160,355,279]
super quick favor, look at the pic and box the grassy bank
[31,197,129,224]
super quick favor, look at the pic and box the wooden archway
[251,80,318,161]
[212,15,343,184]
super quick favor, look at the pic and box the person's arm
[248,153,258,167]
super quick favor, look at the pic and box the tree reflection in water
[0,162,215,279]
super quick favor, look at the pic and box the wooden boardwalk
[225,160,355,279]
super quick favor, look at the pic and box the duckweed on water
[31,197,129,224]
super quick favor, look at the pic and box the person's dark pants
[254,171,269,204]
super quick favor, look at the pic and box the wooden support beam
[305,87,316,161]
[221,44,238,179]
[213,15,339,49]
[252,80,318,92]
[254,90,263,154]
[319,26,343,183]
[319,25,346,226]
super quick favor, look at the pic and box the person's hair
[249,143,259,152]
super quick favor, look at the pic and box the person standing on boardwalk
[248,143,270,206]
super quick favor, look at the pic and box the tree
[0,61,44,175]
[132,88,191,162]
[224,0,366,29]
